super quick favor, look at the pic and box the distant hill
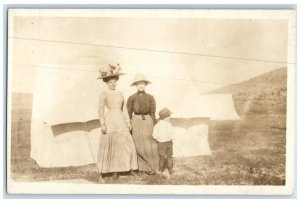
[208,67,287,116]
[209,67,287,94]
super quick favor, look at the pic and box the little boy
[152,108,174,177]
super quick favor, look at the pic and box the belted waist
[134,112,150,115]
[133,113,150,120]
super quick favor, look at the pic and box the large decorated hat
[97,63,125,79]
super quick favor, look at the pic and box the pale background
[9,14,288,94]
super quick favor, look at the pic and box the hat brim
[97,73,125,79]
[130,80,151,86]
[159,112,172,120]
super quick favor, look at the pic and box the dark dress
[127,91,159,172]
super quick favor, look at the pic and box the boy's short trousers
[158,141,173,156]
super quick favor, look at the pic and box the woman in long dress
[127,73,159,174]
[97,64,138,180]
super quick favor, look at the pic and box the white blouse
[152,120,173,142]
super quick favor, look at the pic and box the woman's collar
[137,90,146,94]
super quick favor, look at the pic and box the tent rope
[10,36,293,64]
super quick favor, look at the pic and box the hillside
[208,67,287,116]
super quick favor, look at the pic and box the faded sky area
[9,14,288,94]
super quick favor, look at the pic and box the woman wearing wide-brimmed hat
[97,64,138,181]
[127,73,159,174]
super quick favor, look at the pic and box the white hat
[131,73,151,86]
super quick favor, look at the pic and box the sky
[9,14,288,94]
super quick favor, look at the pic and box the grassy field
[10,68,287,185]
[10,103,286,185]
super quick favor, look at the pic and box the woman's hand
[101,125,107,134]
[127,122,132,131]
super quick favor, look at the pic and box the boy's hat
[159,108,172,120]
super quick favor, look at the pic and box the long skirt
[97,110,138,173]
[131,115,159,172]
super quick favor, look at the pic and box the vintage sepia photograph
[6,9,296,195]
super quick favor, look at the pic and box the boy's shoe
[98,176,105,183]
[159,170,170,179]
[157,171,164,178]
[112,172,119,180]
[164,172,171,179]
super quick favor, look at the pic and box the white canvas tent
[31,66,239,167]
[170,118,211,157]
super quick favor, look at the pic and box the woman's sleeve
[126,95,133,120]
[122,94,131,123]
[150,95,157,124]
[98,92,106,126]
